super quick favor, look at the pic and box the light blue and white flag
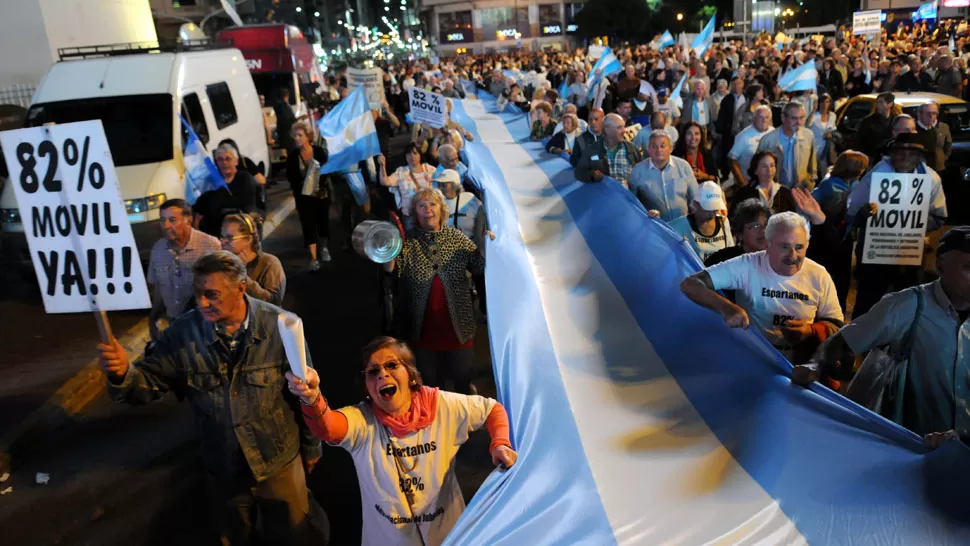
[778,61,818,92]
[179,116,226,204]
[657,30,675,50]
[586,47,623,99]
[438,91,970,546]
[503,69,525,86]
[692,14,716,58]
[950,34,956,54]
[670,73,687,108]
[316,86,381,175]
[558,78,570,101]
[460,78,478,97]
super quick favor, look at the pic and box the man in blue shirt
[629,131,699,221]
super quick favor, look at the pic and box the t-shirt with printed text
[336,390,497,546]
[706,251,843,347]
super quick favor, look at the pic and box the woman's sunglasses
[363,360,402,378]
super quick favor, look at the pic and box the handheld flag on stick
[692,15,716,59]
[671,74,687,109]
[180,116,226,204]
[316,86,381,175]
[658,30,675,50]
[778,62,818,92]
[586,47,623,99]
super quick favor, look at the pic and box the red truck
[217,24,324,162]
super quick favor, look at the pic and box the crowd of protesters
[89,15,970,545]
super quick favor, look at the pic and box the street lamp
[676,12,684,21]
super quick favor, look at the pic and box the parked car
[834,92,970,224]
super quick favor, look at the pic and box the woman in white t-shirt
[286,337,517,546]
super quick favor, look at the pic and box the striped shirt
[147,229,221,319]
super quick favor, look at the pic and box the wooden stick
[94,310,114,344]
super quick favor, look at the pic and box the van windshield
[25,94,173,167]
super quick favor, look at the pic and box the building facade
[423,0,586,55]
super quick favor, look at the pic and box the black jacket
[819,70,845,99]
[575,140,643,183]
[895,70,934,92]
[855,113,894,164]
[286,145,330,196]
[569,130,603,167]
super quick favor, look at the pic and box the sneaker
[319,247,332,262]
[309,259,321,272]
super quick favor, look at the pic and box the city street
[0,153,498,545]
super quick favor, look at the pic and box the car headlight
[0,208,21,224]
[124,193,167,214]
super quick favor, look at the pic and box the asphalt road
[0,135,499,545]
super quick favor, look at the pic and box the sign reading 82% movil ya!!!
[862,173,933,266]
[0,120,151,314]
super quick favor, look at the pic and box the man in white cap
[433,168,484,248]
[668,181,734,262]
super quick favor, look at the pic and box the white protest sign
[347,67,386,110]
[861,173,932,266]
[408,87,447,129]
[853,10,882,36]
[588,45,605,60]
[0,121,151,313]
[638,80,656,97]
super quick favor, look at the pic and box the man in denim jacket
[97,251,327,545]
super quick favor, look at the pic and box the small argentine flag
[316,86,381,175]
[657,30,675,50]
[586,47,623,99]
[692,15,716,59]
[671,74,687,109]
[778,61,818,92]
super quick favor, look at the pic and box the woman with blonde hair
[220,212,286,306]
[383,188,484,394]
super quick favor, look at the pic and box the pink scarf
[373,386,440,438]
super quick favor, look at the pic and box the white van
[0,43,269,266]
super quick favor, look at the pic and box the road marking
[0,196,298,473]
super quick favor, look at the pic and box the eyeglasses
[363,360,402,378]
[744,223,765,231]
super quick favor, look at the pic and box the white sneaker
[319,247,332,262]
[309,259,321,272]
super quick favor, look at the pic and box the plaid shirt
[606,142,632,182]
[147,229,221,319]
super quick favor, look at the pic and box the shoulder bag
[844,288,924,424]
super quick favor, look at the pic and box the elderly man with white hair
[680,211,843,363]
[680,79,717,140]
[553,103,588,135]
[441,78,464,99]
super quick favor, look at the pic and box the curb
[0,195,297,475]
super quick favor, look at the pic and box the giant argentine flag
[442,91,970,545]
[779,61,819,92]
[692,15,716,59]
[316,86,380,174]
[586,47,623,99]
